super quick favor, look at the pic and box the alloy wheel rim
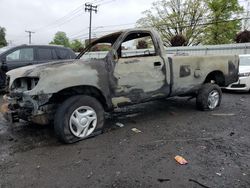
[208,90,220,109]
[69,106,97,138]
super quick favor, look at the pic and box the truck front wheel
[54,95,104,143]
[196,83,222,111]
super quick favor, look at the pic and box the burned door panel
[112,56,167,106]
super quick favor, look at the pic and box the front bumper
[0,94,53,125]
[224,76,250,91]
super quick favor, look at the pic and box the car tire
[196,83,222,111]
[54,95,104,144]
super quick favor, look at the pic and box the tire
[54,95,104,144]
[196,83,222,111]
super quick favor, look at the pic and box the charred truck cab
[2,28,239,143]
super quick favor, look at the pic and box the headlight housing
[10,77,39,91]
[239,72,250,77]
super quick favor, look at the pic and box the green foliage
[50,31,70,47]
[0,26,7,47]
[70,39,85,52]
[137,0,208,46]
[203,0,243,44]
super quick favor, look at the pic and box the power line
[70,16,250,41]
[33,4,84,32]
[96,0,116,6]
[68,22,135,39]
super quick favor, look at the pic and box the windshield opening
[78,31,122,60]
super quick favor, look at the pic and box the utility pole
[85,3,97,44]
[25,30,35,44]
[246,0,250,29]
[243,0,250,30]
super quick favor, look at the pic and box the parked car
[2,28,239,143]
[0,44,76,88]
[225,54,250,92]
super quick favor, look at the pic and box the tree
[50,31,70,47]
[0,26,7,47]
[137,0,208,46]
[204,0,243,45]
[170,34,187,46]
[235,30,250,43]
[70,39,85,52]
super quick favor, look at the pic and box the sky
[0,0,156,45]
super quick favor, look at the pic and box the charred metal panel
[7,60,103,95]
[225,60,239,86]
[169,55,239,96]
[111,55,169,107]
[180,65,191,77]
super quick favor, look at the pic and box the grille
[231,84,246,88]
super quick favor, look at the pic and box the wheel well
[49,86,108,110]
[204,71,225,86]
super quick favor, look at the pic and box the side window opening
[56,49,69,59]
[51,49,58,59]
[118,32,156,58]
[81,42,112,60]
[37,48,53,60]
[6,48,34,61]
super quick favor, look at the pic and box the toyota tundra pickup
[2,28,239,143]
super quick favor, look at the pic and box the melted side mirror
[1,56,8,72]
[1,56,6,63]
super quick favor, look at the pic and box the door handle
[154,62,162,67]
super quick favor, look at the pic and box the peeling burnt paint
[112,97,132,107]
[180,65,191,77]
[225,60,239,85]
[123,59,140,64]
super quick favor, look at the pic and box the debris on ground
[174,155,188,165]
[189,179,210,188]
[212,113,235,116]
[157,178,170,183]
[115,122,124,128]
[229,132,235,136]
[87,172,93,179]
[199,146,207,150]
[216,172,222,176]
[131,128,142,133]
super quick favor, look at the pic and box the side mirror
[1,56,8,72]
[1,56,6,63]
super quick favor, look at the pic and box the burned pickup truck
[2,29,239,143]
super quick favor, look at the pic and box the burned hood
[7,59,107,95]
[7,59,76,79]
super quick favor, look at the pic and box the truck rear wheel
[54,95,104,144]
[196,83,222,111]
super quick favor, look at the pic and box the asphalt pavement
[0,92,250,188]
